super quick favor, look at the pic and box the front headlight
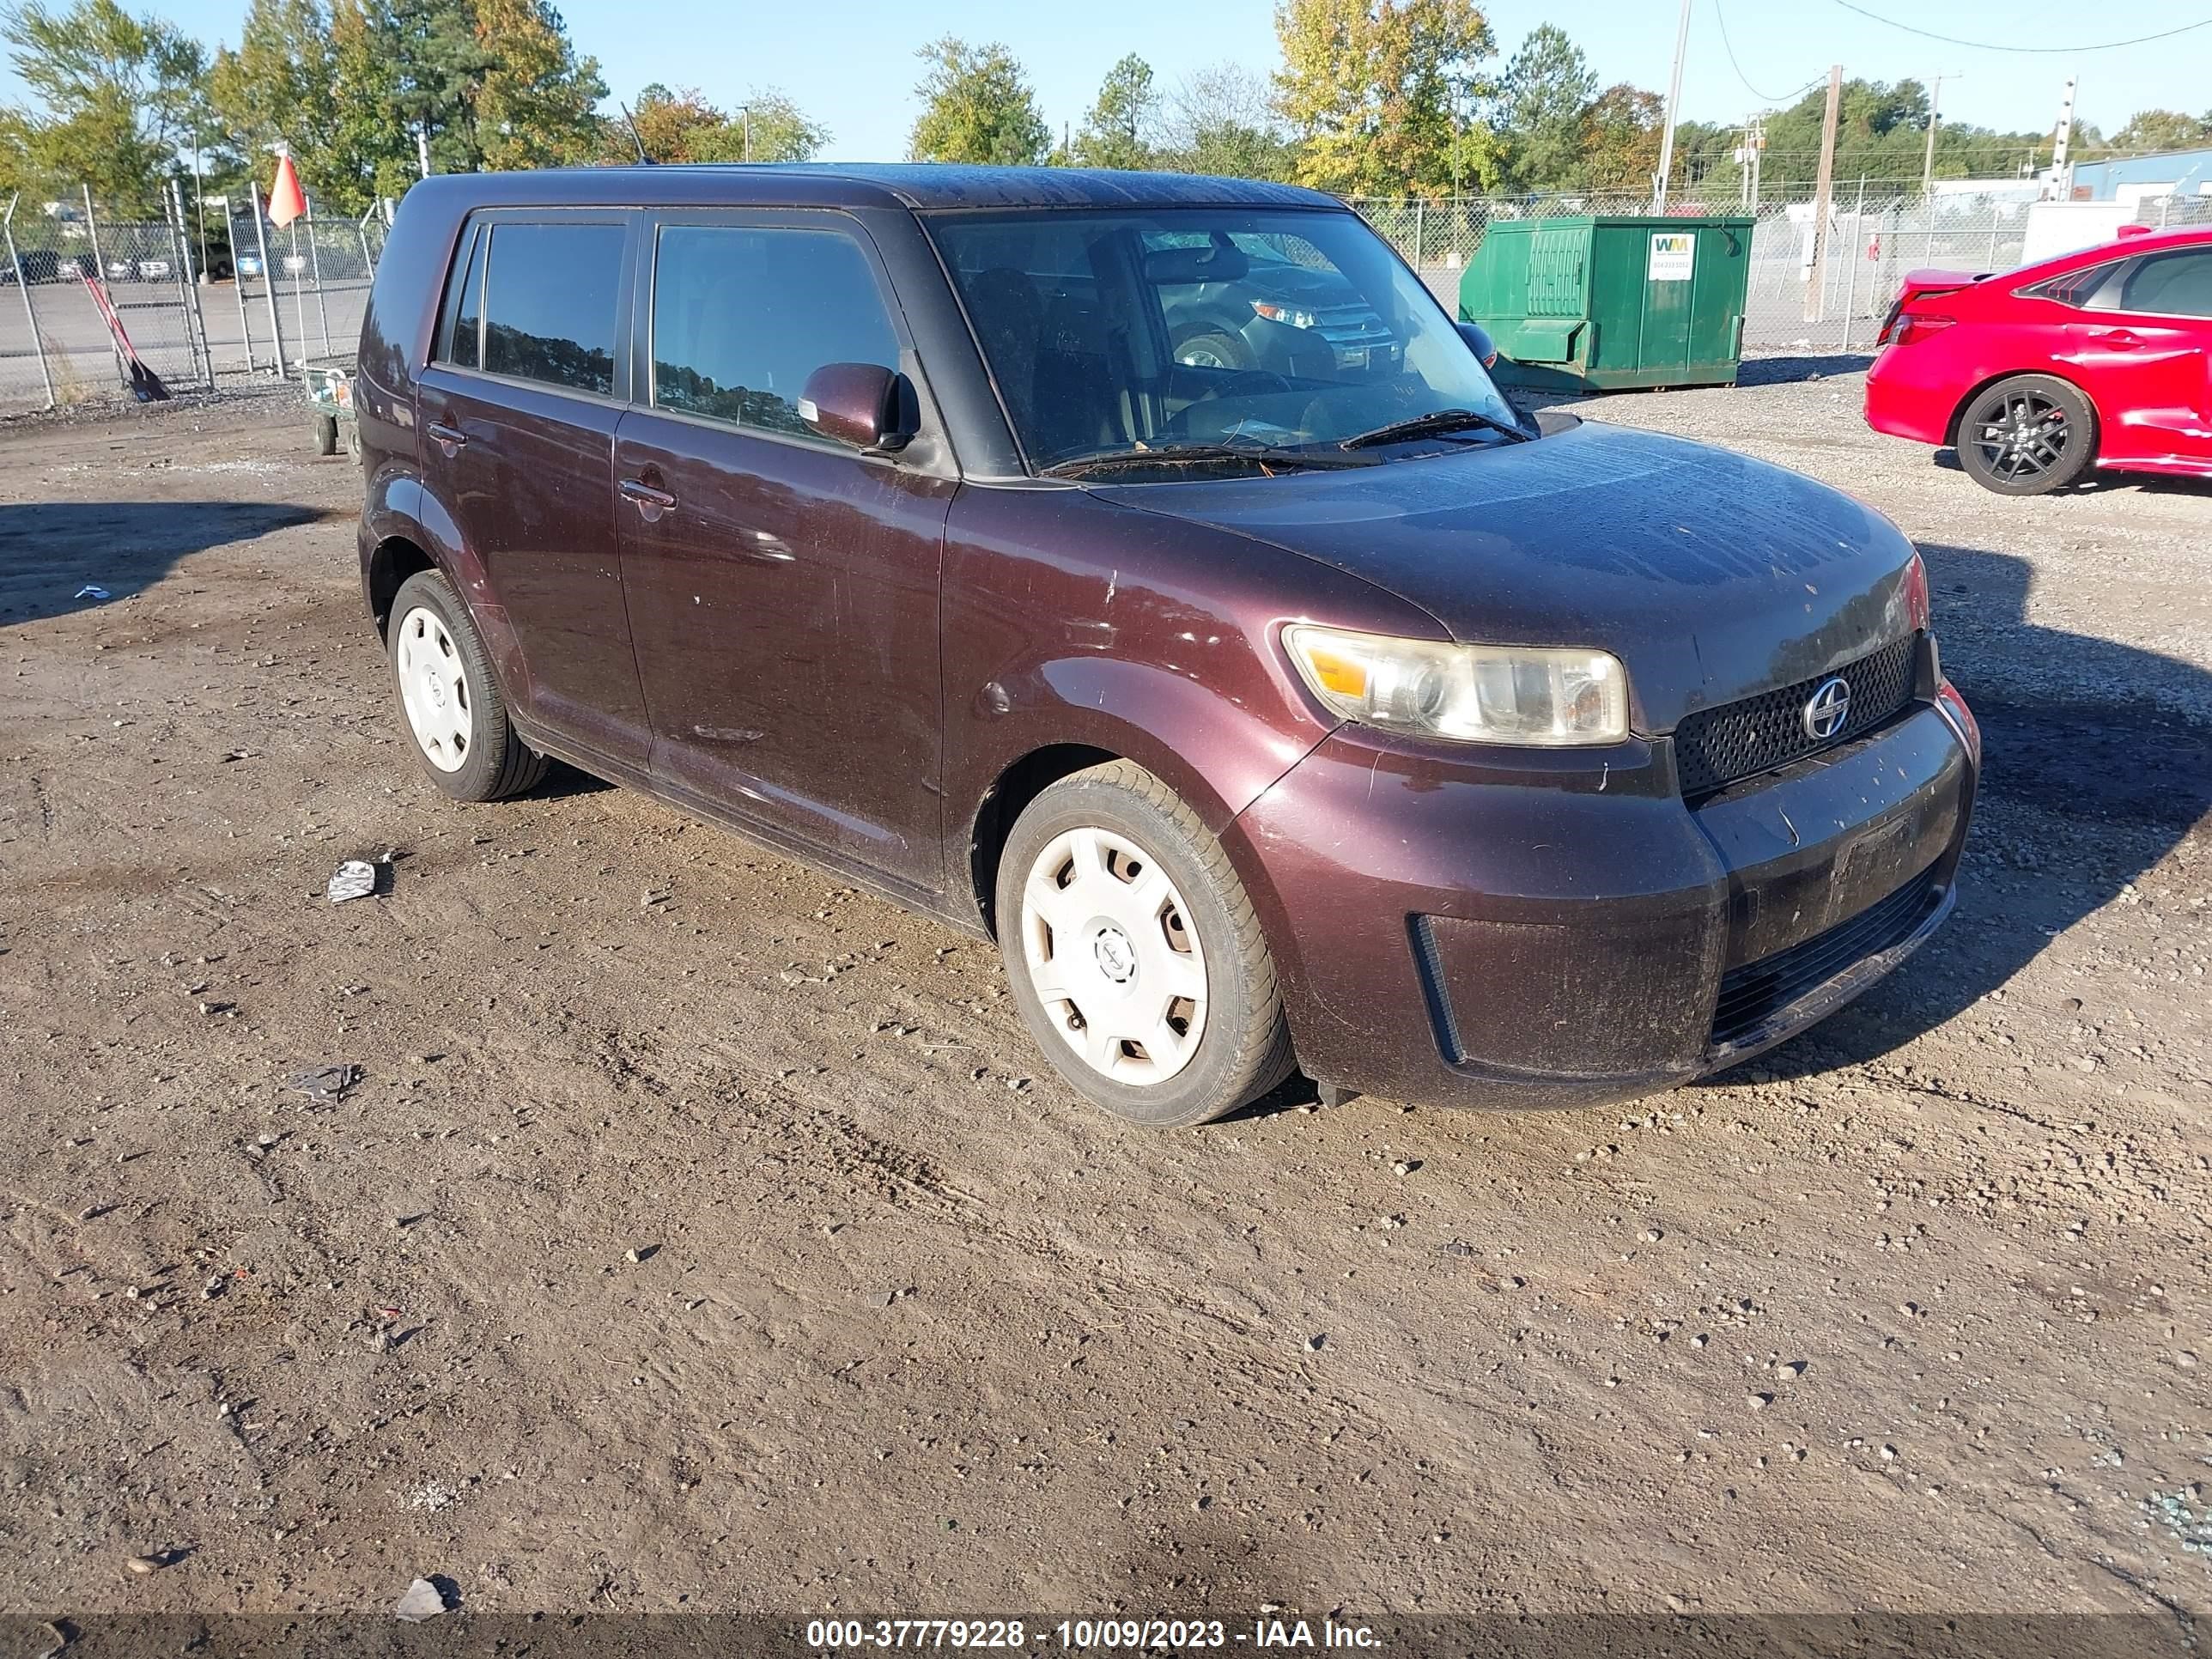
[1252,300,1319,329]
[1284,624,1630,746]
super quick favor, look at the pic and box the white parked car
[137,258,172,281]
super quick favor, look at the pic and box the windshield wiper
[1338,408,1531,450]
[1044,442,1379,478]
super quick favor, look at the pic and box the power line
[1828,1,2212,53]
[1711,0,1825,105]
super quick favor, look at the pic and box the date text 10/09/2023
[804,1619,1383,1650]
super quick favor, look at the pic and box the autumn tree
[1490,23,1593,192]
[473,0,604,169]
[0,0,207,213]
[908,36,1048,166]
[1579,82,1662,193]
[1274,0,1493,197]
[614,83,824,164]
[1072,53,1158,170]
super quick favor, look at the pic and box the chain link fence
[1351,187,2054,353]
[2,188,390,417]
[5,179,2203,416]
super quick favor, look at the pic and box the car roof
[2034,222,2212,273]
[406,162,1343,214]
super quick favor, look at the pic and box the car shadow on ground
[0,500,327,628]
[1716,538,2212,1084]
[1930,448,2212,499]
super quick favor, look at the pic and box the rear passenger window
[650,225,898,436]
[480,222,624,395]
[2117,250,2212,318]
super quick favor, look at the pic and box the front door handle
[426,422,468,455]
[2090,329,2144,350]
[620,477,678,521]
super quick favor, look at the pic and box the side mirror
[1456,320,1498,368]
[798,362,908,451]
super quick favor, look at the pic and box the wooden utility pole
[1805,64,1843,323]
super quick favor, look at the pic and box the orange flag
[268,153,307,228]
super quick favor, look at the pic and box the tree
[208,0,337,198]
[1490,24,1593,192]
[1073,53,1158,171]
[2109,108,2212,155]
[1574,85,1662,196]
[474,0,605,170]
[726,90,829,163]
[908,36,1048,166]
[1,0,207,213]
[383,0,495,176]
[1153,63,1297,181]
[1274,0,1494,197]
[325,0,415,208]
[613,83,825,164]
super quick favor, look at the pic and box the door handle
[2091,329,2144,350]
[426,422,468,455]
[619,477,678,520]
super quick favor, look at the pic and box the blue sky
[7,0,2206,160]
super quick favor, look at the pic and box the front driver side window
[650,224,899,438]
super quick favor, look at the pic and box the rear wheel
[1957,374,2095,495]
[387,568,546,802]
[996,761,1294,1127]
[312,413,338,456]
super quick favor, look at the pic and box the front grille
[1709,870,1940,1051]
[1311,304,1394,348]
[1672,635,1919,798]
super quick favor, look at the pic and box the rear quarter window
[2021,260,2124,307]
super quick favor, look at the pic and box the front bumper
[1225,678,1978,1111]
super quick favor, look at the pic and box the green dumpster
[1458,215,1753,392]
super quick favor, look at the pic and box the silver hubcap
[1021,826,1209,1085]
[394,605,471,772]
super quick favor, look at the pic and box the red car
[1864,223,2212,495]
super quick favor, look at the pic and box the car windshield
[927,207,1520,477]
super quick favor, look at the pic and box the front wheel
[1172,328,1253,371]
[1957,374,2095,495]
[996,761,1295,1127]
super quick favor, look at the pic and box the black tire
[344,420,362,460]
[313,413,338,457]
[995,760,1295,1128]
[386,568,547,803]
[1956,374,2096,495]
[1172,327,1253,371]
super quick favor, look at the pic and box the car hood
[1087,420,1923,732]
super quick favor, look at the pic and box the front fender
[940,482,1444,904]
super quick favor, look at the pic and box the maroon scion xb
[354,165,1979,1128]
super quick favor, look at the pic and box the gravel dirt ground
[1,368,2207,1631]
